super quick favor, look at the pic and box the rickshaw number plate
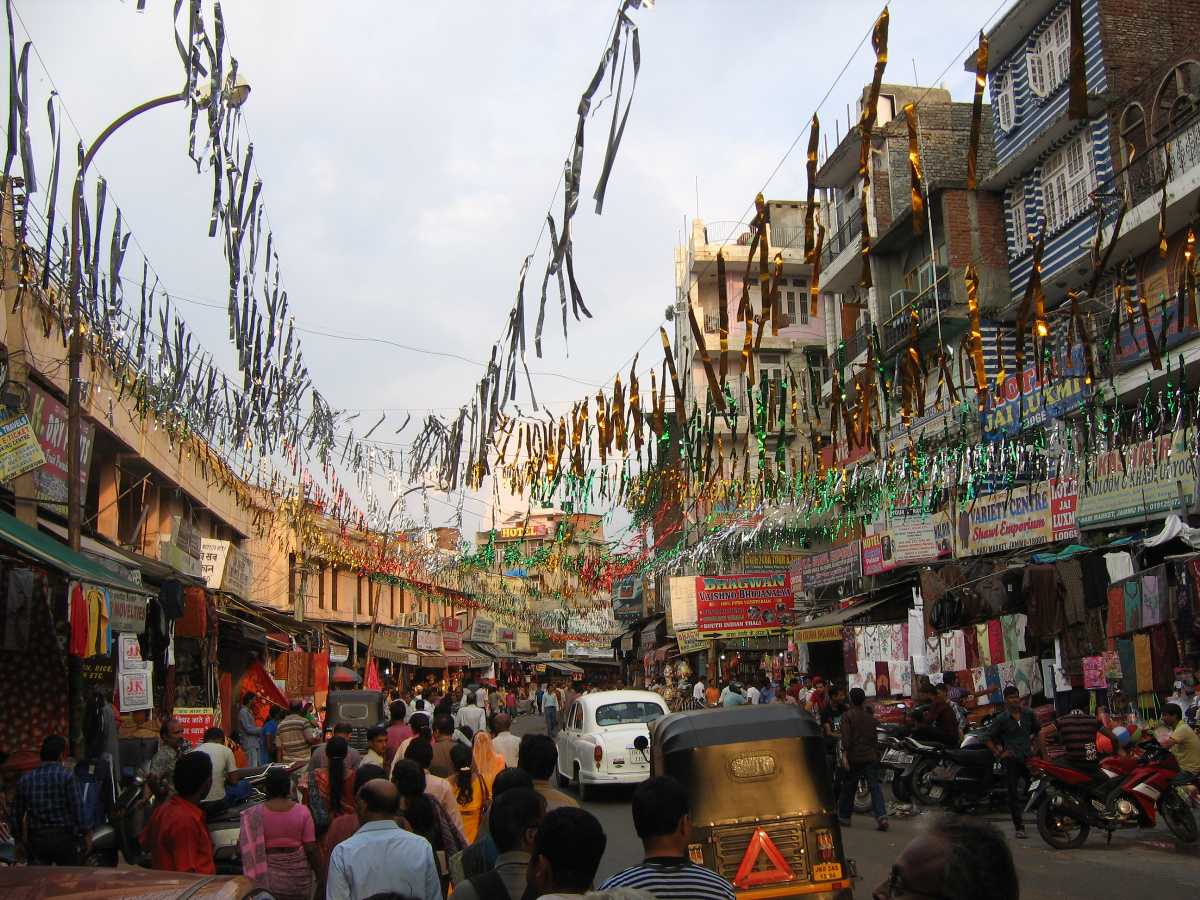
[813,862,843,881]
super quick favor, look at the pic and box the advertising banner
[415,630,442,652]
[957,482,1055,556]
[468,617,495,642]
[28,383,93,508]
[0,413,46,482]
[1076,429,1197,528]
[793,625,844,644]
[118,666,153,713]
[861,532,895,577]
[667,576,697,631]
[108,590,147,634]
[741,551,803,570]
[793,542,862,590]
[695,573,795,637]
[674,629,710,655]
[981,356,1089,440]
[1051,476,1079,541]
[175,707,219,748]
[201,539,252,599]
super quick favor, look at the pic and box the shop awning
[466,648,491,667]
[640,615,665,649]
[797,597,888,630]
[38,518,206,588]
[419,653,446,668]
[330,626,414,664]
[568,657,620,667]
[445,653,471,667]
[547,660,585,675]
[0,510,153,596]
[468,641,513,659]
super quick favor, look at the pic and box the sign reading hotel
[793,542,862,590]
[1076,429,1197,528]
[958,482,1059,556]
[496,523,549,541]
[695,573,795,637]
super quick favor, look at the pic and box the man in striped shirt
[599,775,735,900]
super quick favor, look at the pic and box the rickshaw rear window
[596,701,665,726]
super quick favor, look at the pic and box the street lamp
[65,75,249,550]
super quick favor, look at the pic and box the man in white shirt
[693,679,706,702]
[456,693,489,736]
[327,779,441,900]
[491,712,521,767]
[543,682,561,736]
[195,727,243,814]
[744,682,761,705]
[407,691,431,723]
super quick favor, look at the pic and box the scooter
[1026,738,1199,848]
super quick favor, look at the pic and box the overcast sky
[7,0,1010,543]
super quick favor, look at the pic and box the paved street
[512,713,1200,896]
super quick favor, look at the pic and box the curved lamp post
[65,75,249,550]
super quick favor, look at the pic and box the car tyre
[574,764,591,802]
[556,766,570,788]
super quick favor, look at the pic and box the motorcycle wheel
[853,778,873,814]
[892,773,912,803]
[910,758,945,806]
[1036,796,1090,849]
[1160,790,1199,844]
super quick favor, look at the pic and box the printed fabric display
[1107,584,1126,637]
[925,635,942,673]
[997,661,1017,694]
[1132,632,1153,696]
[1014,657,1043,697]
[963,626,980,668]
[1104,551,1135,583]
[949,630,967,671]
[1141,568,1165,627]
[1082,656,1106,689]
[890,661,913,698]
[1123,578,1143,633]
[875,661,892,698]
[987,620,1005,665]
[841,627,858,675]
[985,665,1003,705]
[1023,565,1060,637]
[1000,615,1021,663]
[971,667,989,695]
[975,623,992,666]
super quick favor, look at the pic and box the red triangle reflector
[733,827,796,888]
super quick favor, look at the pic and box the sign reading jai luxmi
[1077,429,1197,528]
[695,573,794,637]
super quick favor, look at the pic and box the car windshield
[595,701,665,727]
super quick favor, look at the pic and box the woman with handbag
[451,743,491,843]
[239,768,321,900]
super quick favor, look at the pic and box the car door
[556,702,580,776]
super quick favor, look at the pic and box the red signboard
[695,573,795,636]
[175,707,218,748]
[441,616,464,651]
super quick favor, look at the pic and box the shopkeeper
[1161,704,1200,776]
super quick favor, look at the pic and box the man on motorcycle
[1160,703,1200,779]
[985,686,1038,839]
[912,683,960,746]
[1040,690,1120,774]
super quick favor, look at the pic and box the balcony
[1106,113,1200,210]
[841,320,873,362]
[820,206,863,269]
[880,274,953,356]
[768,223,806,252]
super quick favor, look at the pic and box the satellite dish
[664,305,676,321]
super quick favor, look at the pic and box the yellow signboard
[793,625,843,644]
[0,413,46,482]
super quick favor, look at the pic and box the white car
[555,689,668,799]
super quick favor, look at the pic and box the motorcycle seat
[944,747,992,765]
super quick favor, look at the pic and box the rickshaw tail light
[815,828,835,862]
[594,744,603,766]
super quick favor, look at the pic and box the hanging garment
[68,581,88,657]
[1148,624,1179,693]
[1104,552,1135,583]
[939,633,956,671]
[1101,649,1123,680]
[1015,657,1042,697]
[875,661,892,698]
[963,626,981,669]
[998,661,1017,693]
[1080,555,1110,609]
[1116,638,1138,700]
[972,667,989,695]
[908,603,926,657]
[841,627,858,675]
[1041,658,1058,698]
[1141,568,1165,627]
[890,661,913,698]
[988,619,1006,665]
[848,672,866,694]
[976,567,1007,617]
[85,585,110,657]
[949,630,968,671]
[985,665,1003,705]
[1132,632,1153,695]
[1123,579,1143,633]
[1001,615,1021,663]
[1083,608,1106,655]
[925,635,942,673]
[898,623,910,664]
[975,623,991,666]
[1056,560,1086,626]
[855,628,869,669]
[1023,565,1060,637]
[1000,568,1026,613]
[3,569,36,654]
[1082,656,1106,689]
[1107,584,1126,638]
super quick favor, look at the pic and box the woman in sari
[471,731,507,792]
[450,742,490,844]
[239,767,320,900]
[309,735,356,821]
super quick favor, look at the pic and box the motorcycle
[1026,738,1199,848]
[905,717,999,808]
[879,734,915,803]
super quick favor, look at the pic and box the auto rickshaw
[649,703,855,899]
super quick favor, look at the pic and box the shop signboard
[793,542,862,590]
[378,625,414,648]
[160,517,202,578]
[0,412,46,482]
[329,643,349,664]
[957,481,1055,556]
[175,707,218,747]
[118,631,147,671]
[514,631,531,652]
[793,625,843,644]
[108,589,147,634]
[81,655,116,690]
[860,531,895,577]
[1051,476,1079,541]
[414,630,441,652]
[674,629,709,655]
[741,551,803,570]
[667,576,697,631]
[496,523,548,541]
[28,383,93,508]
[620,633,635,652]
[565,642,614,659]
[1076,429,1197,528]
[118,665,153,712]
[695,572,795,637]
[201,539,252,599]
[497,626,515,642]
[981,349,1089,441]
[441,616,463,651]
[611,575,643,622]
[469,616,495,643]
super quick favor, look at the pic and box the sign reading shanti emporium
[695,573,795,637]
[1076,429,1198,528]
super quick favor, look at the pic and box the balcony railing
[820,206,863,269]
[1100,112,1200,212]
[768,223,805,251]
[841,320,873,361]
[880,274,953,355]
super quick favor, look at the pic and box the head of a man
[490,787,546,854]
[433,714,455,738]
[202,727,225,746]
[829,685,847,705]
[331,722,354,742]
[1163,702,1183,727]
[357,778,400,823]
[1069,688,1090,712]
[518,734,558,781]
[40,734,67,763]
[366,725,388,758]
[289,700,305,716]
[872,815,1017,900]
[390,700,407,723]
[174,751,214,804]
[159,717,184,750]
[404,738,435,772]
[631,776,691,856]
[934,682,949,702]
[242,691,257,707]
[528,807,607,895]
[493,766,535,796]
[492,712,512,734]
[1003,685,1022,716]
[849,687,867,708]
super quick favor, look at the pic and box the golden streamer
[687,302,728,413]
[809,221,825,317]
[717,251,730,381]
[1185,227,1198,329]
[967,31,988,190]
[1137,285,1163,370]
[1067,0,1088,120]
[1158,144,1172,258]
[904,102,924,235]
[804,115,820,258]
[964,263,987,400]
[628,355,643,454]
[858,6,890,288]
[660,326,686,431]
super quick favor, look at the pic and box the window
[805,347,831,386]
[1027,9,1072,98]
[994,69,1015,132]
[1119,103,1148,167]
[784,278,809,324]
[1151,62,1200,140]
[595,701,665,726]
[1040,131,1096,232]
[1010,184,1029,256]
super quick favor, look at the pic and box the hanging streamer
[966,31,988,190]
[1067,0,1088,120]
[857,6,890,289]
[904,102,924,234]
